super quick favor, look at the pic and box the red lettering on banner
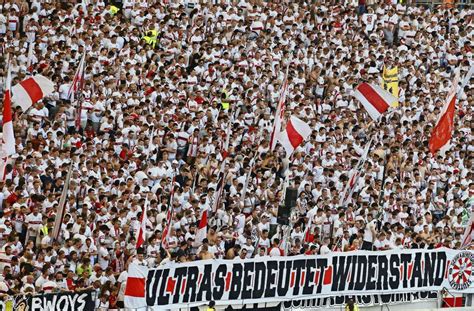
[408,263,413,280]
[301,271,306,287]
[225,272,232,291]
[290,271,295,287]
[166,277,176,293]
[400,265,403,278]
[323,266,332,285]
[315,270,320,284]
[445,260,451,279]
[198,273,203,286]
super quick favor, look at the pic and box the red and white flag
[461,211,474,249]
[278,116,312,157]
[136,199,148,249]
[68,53,86,102]
[354,83,396,121]
[195,210,208,246]
[429,70,460,155]
[124,263,148,309]
[11,75,55,111]
[269,70,289,151]
[2,65,15,156]
[339,138,373,206]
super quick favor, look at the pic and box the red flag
[136,200,148,249]
[2,65,15,156]
[195,210,208,245]
[304,219,313,243]
[429,70,460,154]
[429,94,456,154]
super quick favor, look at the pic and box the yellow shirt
[110,5,119,15]
[221,90,230,110]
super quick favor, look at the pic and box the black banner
[0,290,95,311]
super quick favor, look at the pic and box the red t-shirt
[6,193,18,205]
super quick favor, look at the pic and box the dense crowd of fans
[0,0,473,309]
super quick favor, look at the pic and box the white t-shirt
[363,220,377,243]
[269,247,282,257]
[362,13,376,32]
[58,83,71,100]
[25,213,42,235]
[320,244,331,255]
[98,246,109,270]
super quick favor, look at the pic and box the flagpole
[26,41,35,76]
[339,137,374,207]
[136,196,149,250]
[52,161,74,241]
[269,63,290,151]
[240,155,257,206]
[146,126,155,163]
[332,235,343,252]
[240,131,262,207]
[161,174,176,250]
[458,65,474,98]
[71,53,86,132]
[211,116,233,214]
[377,147,390,216]
[191,167,199,193]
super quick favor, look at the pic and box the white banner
[125,248,474,309]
